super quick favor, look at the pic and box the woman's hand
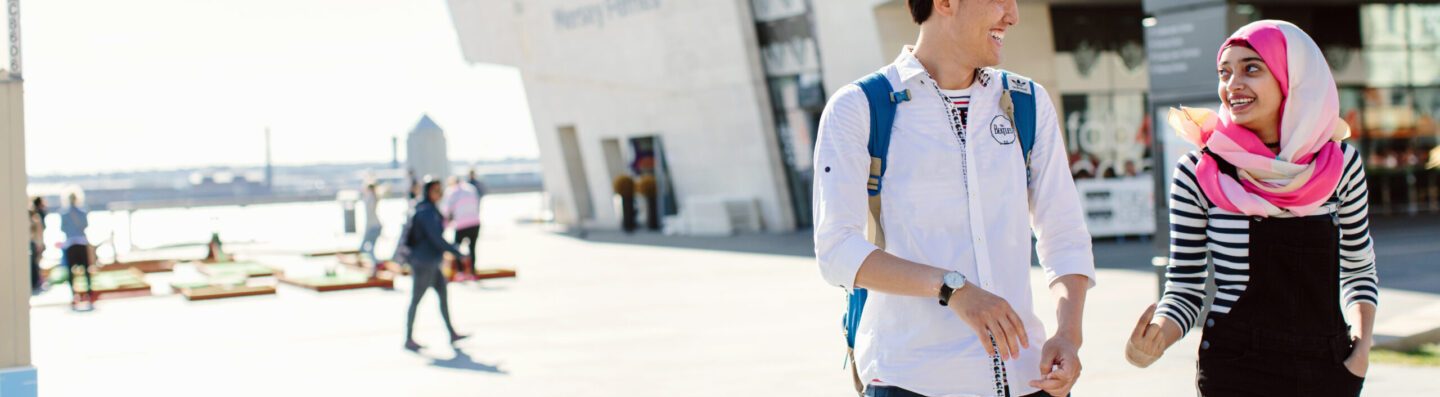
[1125,303,1181,368]
[1343,336,1371,378]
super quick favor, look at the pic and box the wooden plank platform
[278,272,395,292]
[176,285,277,301]
[304,249,362,258]
[337,254,410,276]
[451,268,517,282]
[96,259,178,273]
[74,269,153,301]
[198,262,277,278]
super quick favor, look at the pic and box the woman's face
[427,183,443,202]
[1217,46,1284,136]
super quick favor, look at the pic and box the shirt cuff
[1042,255,1097,290]
[822,233,879,293]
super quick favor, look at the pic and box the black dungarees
[1196,150,1365,396]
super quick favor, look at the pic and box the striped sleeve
[1336,143,1378,309]
[1156,152,1210,336]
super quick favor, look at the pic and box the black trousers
[865,385,1063,397]
[29,243,42,291]
[64,245,92,297]
[455,226,480,273]
[405,264,456,341]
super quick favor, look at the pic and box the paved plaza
[29,214,1440,396]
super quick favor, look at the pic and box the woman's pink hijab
[1167,20,1351,217]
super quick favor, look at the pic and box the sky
[20,0,537,176]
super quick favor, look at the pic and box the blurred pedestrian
[466,168,486,199]
[403,179,468,351]
[359,182,385,273]
[28,197,46,293]
[442,176,481,275]
[60,190,95,309]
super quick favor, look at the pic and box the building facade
[446,0,1440,233]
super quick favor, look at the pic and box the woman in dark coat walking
[404,179,469,351]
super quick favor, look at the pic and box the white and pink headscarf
[1167,20,1352,217]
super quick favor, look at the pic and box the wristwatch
[938,271,966,306]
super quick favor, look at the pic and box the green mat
[46,266,69,284]
[203,262,274,277]
[170,277,248,290]
[72,270,148,291]
[288,273,374,287]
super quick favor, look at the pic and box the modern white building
[445,0,1440,234]
[406,114,452,181]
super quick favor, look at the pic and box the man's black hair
[908,0,934,24]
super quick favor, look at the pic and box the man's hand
[1343,336,1371,378]
[1029,335,1081,396]
[948,283,1028,360]
[1125,303,1181,368]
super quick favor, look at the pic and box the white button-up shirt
[813,47,1096,397]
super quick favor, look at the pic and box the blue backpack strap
[843,71,907,351]
[854,72,903,196]
[1002,71,1038,182]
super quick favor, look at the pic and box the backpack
[842,68,1037,396]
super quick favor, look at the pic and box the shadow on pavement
[429,348,507,374]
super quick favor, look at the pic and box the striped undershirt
[1156,142,1379,336]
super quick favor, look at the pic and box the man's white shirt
[813,47,1096,397]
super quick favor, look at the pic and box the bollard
[337,190,360,234]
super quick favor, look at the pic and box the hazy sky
[22,0,537,176]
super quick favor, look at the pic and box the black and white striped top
[1156,143,1378,336]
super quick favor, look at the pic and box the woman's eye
[1246,65,1260,74]
[1218,69,1231,79]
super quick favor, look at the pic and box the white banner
[5,0,17,80]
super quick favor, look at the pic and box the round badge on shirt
[990,115,1017,145]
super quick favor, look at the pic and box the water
[39,192,547,262]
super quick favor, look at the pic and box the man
[466,168,487,199]
[812,1,1094,396]
[441,176,482,275]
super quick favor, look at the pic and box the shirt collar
[890,46,999,95]
[891,45,928,84]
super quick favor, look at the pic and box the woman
[358,182,384,272]
[403,179,469,351]
[1125,20,1377,396]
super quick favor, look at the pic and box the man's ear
[933,0,956,19]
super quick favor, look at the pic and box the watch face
[943,272,965,288]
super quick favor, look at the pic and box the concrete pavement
[30,219,1440,396]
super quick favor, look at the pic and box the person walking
[812,1,1095,396]
[1125,20,1378,397]
[60,190,95,309]
[403,179,469,351]
[466,168,487,199]
[28,197,46,294]
[442,176,482,276]
[358,182,385,274]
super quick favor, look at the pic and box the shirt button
[1201,341,1210,350]
[1206,319,1215,328]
